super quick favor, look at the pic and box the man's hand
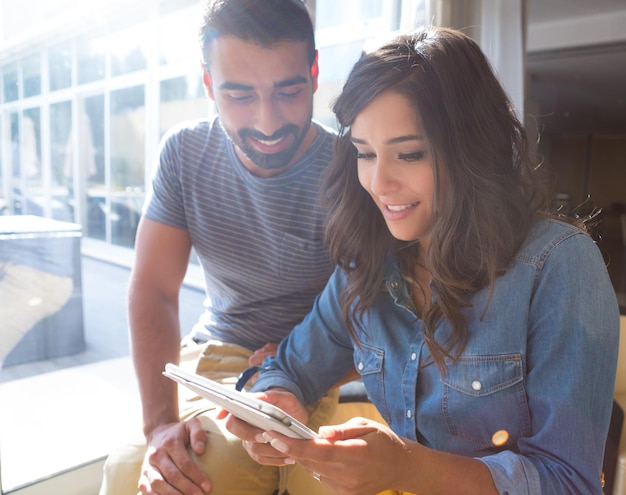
[248,343,279,366]
[242,343,280,387]
[138,418,211,495]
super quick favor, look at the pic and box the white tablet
[163,363,317,439]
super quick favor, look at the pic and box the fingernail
[202,481,212,492]
[262,432,272,443]
[255,433,268,443]
[270,437,289,453]
[283,457,295,465]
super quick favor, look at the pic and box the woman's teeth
[387,202,417,212]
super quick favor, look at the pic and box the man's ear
[310,51,319,93]
[201,63,215,100]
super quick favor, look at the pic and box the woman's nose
[369,160,399,197]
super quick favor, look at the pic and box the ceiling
[526,0,626,137]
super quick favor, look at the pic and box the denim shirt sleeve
[251,266,355,405]
[478,228,620,494]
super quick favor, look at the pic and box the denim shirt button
[390,281,399,289]
[357,362,364,371]
[411,352,417,361]
[406,409,412,419]
[471,380,482,391]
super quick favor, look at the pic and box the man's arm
[130,217,213,494]
[128,216,191,437]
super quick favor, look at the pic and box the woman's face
[352,90,435,245]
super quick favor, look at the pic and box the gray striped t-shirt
[145,116,337,351]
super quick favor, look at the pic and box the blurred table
[0,215,85,367]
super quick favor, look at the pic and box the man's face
[204,36,318,176]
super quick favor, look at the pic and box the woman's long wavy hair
[324,27,551,372]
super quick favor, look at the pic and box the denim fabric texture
[252,218,620,494]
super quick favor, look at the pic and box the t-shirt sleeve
[143,127,188,231]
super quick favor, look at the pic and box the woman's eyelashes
[399,151,427,161]
[355,150,427,162]
[355,151,376,160]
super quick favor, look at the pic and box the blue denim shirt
[253,219,620,494]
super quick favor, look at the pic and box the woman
[226,27,620,494]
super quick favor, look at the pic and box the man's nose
[254,97,283,137]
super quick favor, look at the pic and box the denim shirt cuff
[250,371,307,406]
[477,451,541,495]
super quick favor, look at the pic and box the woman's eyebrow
[351,134,424,145]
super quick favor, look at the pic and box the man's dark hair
[200,0,316,69]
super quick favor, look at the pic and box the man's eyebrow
[274,75,308,88]
[219,81,254,91]
[351,134,424,145]
[218,76,308,92]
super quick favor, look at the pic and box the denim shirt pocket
[278,232,330,284]
[442,353,531,447]
[353,343,390,422]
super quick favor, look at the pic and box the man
[98,1,338,493]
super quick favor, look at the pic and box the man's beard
[234,123,309,170]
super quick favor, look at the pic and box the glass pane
[23,53,41,97]
[316,0,383,29]
[159,74,207,137]
[49,42,72,91]
[110,22,149,76]
[3,63,19,102]
[110,86,145,247]
[22,108,43,216]
[0,117,4,213]
[158,4,203,67]
[10,112,19,183]
[81,95,106,241]
[314,40,364,128]
[50,101,74,222]
[77,33,106,84]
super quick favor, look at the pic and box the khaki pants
[99,340,339,495]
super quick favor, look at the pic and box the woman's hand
[264,417,414,495]
[224,389,310,466]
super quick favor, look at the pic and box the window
[77,33,106,84]
[0,116,4,212]
[313,0,402,128]
[110,86,145,247]
[158,3,203,67]
[3,62,19,102]
[49,42,72,91]
[23,53,41,98]
[81,94,106,241]
[0,2,408,492]
[159,75,207,137]
[110,22,149,76]
[22,108,45,217]
[50,101,74,221]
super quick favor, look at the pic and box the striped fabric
[145,116,337,350]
